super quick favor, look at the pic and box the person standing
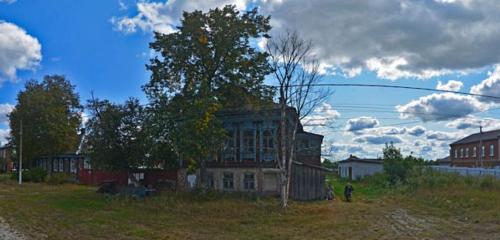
[326,185,335,200]
[344,183,354,202]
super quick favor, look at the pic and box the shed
[338,155,383,180]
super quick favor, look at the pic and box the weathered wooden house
[196,105,330,200]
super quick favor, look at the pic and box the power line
[277,83,500,101]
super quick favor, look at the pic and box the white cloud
[446,116,500,130]
[396,93,487,122]
[354,135,403,145]
[262,0,500,79]
[302,102,340,127]
[436,80,463,91]
[0,103,13,125]
[345,117,379,132]
[407,125,426,136]
[426,130,458,141]
[0,21,42,81]
[470,65,500,103]
[0,128,8,146]
[111,0,249,34]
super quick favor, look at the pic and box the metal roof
[451,129,500,145]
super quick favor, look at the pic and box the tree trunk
[285,121,299,201]
[279,95,288,208]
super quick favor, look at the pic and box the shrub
[47,173,72,185]
[10,170,32,182]
[0,174,10,182]
[29,168,48,182]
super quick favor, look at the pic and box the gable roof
[451,129,500,145]
[338,155,383,164]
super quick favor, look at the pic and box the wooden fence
[431,166,500,178]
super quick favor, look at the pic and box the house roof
[338,155,383,164]
[451,129,500,145]
[435,156,450,163]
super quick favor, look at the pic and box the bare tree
[267,30,329,208]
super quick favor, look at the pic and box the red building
[0,144,13,173]
[450,129,500,168]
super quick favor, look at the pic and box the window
[482,145,486,157]
[465,148,469,158]
[83,157,91,169]
[490,144,495,157]
[460,148,464,158]
[262,129,274,161]
[243,173,255,190]
[52,159,58,172]
[473,147,477,157]
[70,159,77,174]
[223,130,236,161]
[59,159,64,172]
[243,130,255,153]
[454,149,458,159]
[206,173,214,189]
[223,172,234,189]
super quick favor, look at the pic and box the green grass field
[0,173,499,239]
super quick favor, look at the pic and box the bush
[0,174,10,182]
[29,168,48,182]
[9,169,47,182]
[47,173,72,185]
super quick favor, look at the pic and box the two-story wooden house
[200,104,329,200]
[450,128,500,168]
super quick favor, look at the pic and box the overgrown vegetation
[0,171,499,239]
[382,142,425,185]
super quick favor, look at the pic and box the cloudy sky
[1,0,500,160]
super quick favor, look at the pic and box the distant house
[338,155,383,180]
[0,144,13,173]
[450,128,500,168]
[435,156,451,166]
[35,154,88,180]
[197,104,330,200]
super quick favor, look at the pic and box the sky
[1,0,500,160]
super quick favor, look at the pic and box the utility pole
[18,119,23,185]
[479,125,483,168]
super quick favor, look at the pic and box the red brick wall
[451,139,500,168]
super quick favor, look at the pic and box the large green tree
[85,97,148,170]
[9,75,82,168]
[144,5,274,185]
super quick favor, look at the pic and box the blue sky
[1,0,500,160]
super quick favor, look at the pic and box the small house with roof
[338,155,383,180]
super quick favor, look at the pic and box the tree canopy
[9,75,82,168]
[144,5,274,174]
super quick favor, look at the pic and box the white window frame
[243,173,255,190]
[473,147,477,157]
[482,145,486,157]
[465,148,469,158]
[223,172,234,190]
[490,144,495,157]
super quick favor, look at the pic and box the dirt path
[0,217,26,240]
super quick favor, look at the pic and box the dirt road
[0,217,25,240]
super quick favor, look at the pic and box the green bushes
[47,173,72,185]
[9,168,48,182]
[382,143,425,185]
